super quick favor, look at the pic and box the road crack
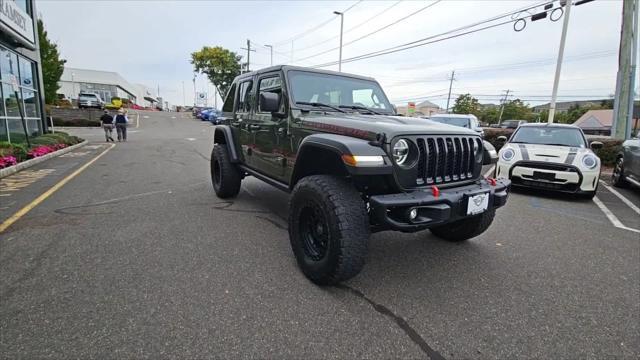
[337,284,445,360]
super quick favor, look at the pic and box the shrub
[52,118,100,127]
[588,138,623,167]
[30,136,59,145]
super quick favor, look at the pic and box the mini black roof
[235,65,377,82]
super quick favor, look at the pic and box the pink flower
[0,155,17,168]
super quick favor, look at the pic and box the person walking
[114,108,129,142]
[100,110,115,142]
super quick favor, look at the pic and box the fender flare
[291,134,393,186]
[213,125,240,163]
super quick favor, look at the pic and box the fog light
[409,208,418,220]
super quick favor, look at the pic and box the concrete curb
[0,140,88,179]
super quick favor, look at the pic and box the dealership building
[0,0,45,142]
[58,67,158,108]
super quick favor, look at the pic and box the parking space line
[592,196,640,234]
[599,180,640,215]
[0,143,116,234]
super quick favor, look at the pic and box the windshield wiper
[338,105,382,115]
[295,101,346,113]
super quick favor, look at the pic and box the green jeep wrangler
[211,65,510,285]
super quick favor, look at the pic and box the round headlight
[501,148,515,162]
[582,154,598,169]
[393,139,410,165]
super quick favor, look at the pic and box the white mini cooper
[495,123,603,198]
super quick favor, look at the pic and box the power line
[387,50,617,86]
[294,0,442,63]
[294,0,404,53]
[309,0,553,68]
[272,0,363,47]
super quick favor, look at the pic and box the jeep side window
[236,80,254,113]
[258,76,284,113]
[222,83,236,113]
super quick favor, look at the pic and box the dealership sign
[0,0,35,48]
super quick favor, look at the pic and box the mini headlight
[501,148,515,162]
[582,154,598,169]
[393,139,410,165]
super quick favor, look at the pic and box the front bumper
[496,161,599,192]
[369,178,510,232]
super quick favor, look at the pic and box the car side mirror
[496,135,508,143]
[260,92,280,113]
[590,141,603,150]
[483,140,498,165]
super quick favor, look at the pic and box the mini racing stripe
[564,147,578,164]
[518,144,529,160]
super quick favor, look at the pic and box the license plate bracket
[466,192,489,215]
[533,171,557,181]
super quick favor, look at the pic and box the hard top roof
[235,65,377,82]
[519,123,580,129]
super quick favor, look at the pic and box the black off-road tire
[611,157,628,188]
[210,145,241,198]
[288,175,369,285]
[430,209,496,242]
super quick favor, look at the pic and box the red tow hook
[431,185,440,198]
[486,177,497,186]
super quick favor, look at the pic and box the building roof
[416,100,439,108]
[573,109,613,129]
[60,67,138,97]
[237,65,377,82]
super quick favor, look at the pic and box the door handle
[277,127,287,136]
[249,124,261,130]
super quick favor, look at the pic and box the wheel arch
[289,134,392,189]
[213,125,240,163]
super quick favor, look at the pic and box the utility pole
[241,39,256,73]
[334,11,344,71]
[445,70,456,113]
[547,0,572,123]
[612,0,638,139]
[498,89,511,123]
[265,44,273,66]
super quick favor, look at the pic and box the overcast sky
[37,0,629,108]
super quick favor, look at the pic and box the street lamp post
[333,11,344,72]
[265,44,273,66]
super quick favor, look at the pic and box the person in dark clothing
[114,108,129,142]
[100,110,115,142]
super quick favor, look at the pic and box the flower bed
[0,132,83,169]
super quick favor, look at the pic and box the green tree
[501,99,533,121]
[190,46,242,98]
[451,93,479,115]
[38,19,66,104]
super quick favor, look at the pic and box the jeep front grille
[416,136,482,185]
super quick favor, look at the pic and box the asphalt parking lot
[1,111,638,359]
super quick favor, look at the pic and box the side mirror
[260,92,280,113]
[590,141,603,150]
[483,140,498,165]
[496,135,508,143]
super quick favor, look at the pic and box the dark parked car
[210,65,509,285]
[500,120,528,129]
[612,137,640,189]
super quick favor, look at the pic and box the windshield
[80,94,98,100]
[429,117,471,128]
[288,71,393,113]
[510,127,586,148]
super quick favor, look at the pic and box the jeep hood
[296,112,478,142]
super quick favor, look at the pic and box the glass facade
[0,44,41,142]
